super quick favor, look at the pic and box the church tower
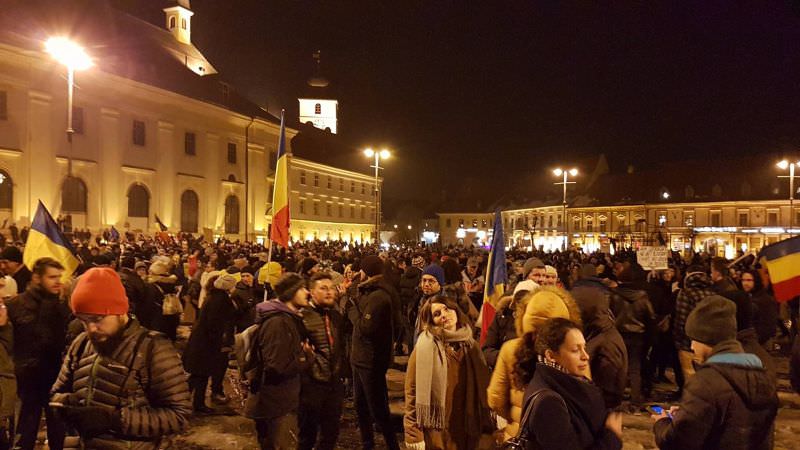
[163,0,194,45]
[298,51,338,134]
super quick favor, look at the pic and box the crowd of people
[0,230,794,449]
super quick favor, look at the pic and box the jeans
[298,381,344,450]
[254,414,298,450]
[622,332,646,403]
[16,383,65,450]
[351,365,399,450]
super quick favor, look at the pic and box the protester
[652,295,778,449]
[481,280,537,369]
[7,258,70,450]
[0,245,31,293]
[673,268,715,381]
[404,297,494,450]
[521,317,623,450]
[740,269,778,346]
[50,267,192,448]
[0,276,15,449]
[244,273,315,449]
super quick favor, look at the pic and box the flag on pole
[480,210,507,346]
[23,201,80,282]
[759,236,800,302]
[269,110,290,248]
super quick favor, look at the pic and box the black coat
[349,277,395,371]
[183,288,236,376]
[523,363,622,450]
[481,297,516,369]
[653,343,778,450]
[231,282,257,332]
[119,268,147,318]
[301,302,348,384]
[399,267,422,314]
[750,290,777,345]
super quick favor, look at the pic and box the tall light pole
[45,37,93,176]
[777,159,800,230]
[553,167,578,249]
[364,148,390,243]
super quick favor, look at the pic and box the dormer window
[169,16,176,29]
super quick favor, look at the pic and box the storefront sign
[637,246,669,270]
[693,227,737,233]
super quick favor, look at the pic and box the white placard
[637,246,669,270]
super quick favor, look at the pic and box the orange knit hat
[71,267,129,315]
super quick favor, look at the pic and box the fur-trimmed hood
[514,286,582,336]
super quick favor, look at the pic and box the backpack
[234,323,262,392]
[155,284,183,316]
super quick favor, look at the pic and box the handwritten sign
[637,246,669,270]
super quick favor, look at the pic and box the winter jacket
[673,273,715,351]
[611,285,655,335]
[182,288,237,377]
[0,324,15,418]
[481,296,517,369]
[572,285,628,409]
[399,267,422,315]
[523,363,622,450]
[118,268,147,318]
[231,282,257,332]
[349,277,395,371]
[653,341,778,450]
[301,301,347,384]
[6,285,71,388]
[737,328,776,385]
[243,300,312,420]
[750,290,777,345]
[50,319,192,449]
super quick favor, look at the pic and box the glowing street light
[777,159,800,229]
[662,191,670,200]
[364,147,391,243]
[553,167,578,249]
[45,37,93,175]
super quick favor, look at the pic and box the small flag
[109,226,120,242]
[479,210,507,346]
[154,214,168,232]
[759,236,800,302]
[23,201,80,282]
[270,110,290,248]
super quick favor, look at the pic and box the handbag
[156,285,184,316]
[499,388,548,450]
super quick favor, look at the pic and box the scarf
[414,326,474,429]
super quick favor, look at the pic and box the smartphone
[649,405,672,418]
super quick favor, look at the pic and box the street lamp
[364,148,390,243]
[553,167,578,249]
[45,37,92,176]
[777,159,800,230]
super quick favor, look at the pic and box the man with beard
[6,257,70,450]
[50,267,191,448]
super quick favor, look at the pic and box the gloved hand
[63,405,120,438]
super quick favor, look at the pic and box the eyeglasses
[76,314,109,324]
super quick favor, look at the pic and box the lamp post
[45,37,92,176]
[553,167,578,250]
[777,159,800,231]
[364,148,390,243]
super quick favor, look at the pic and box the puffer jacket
[653,340,778,450]
[487,287,583,441]
[301,301,347,384]
[673,272,715,351]
[50,318,191,449]
[611,285,655,334]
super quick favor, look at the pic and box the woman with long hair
[521,318,622,450]
[404,296,494,450]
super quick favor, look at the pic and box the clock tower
[298,51,338,134]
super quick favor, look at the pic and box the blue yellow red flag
[270,110,290,248]
[480,211,507,345]
[759,236,800,302]
[23,201,80,282]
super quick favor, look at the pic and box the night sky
[125,1,800,211]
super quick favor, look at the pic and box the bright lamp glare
[379,149,390,159]
[662,192,670,199]
[777,160,789,170]
[553,168,563,176]
[363,148,374,157]
[569,168,578,176]
[45,37,93,70]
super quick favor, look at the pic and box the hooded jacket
[674,273,715,351]
[349,277,395,371]
[571,285,628,409]
[487,287,582,441]
[653,341,778,450]
[611,283,655,335]
[243,300,312,420]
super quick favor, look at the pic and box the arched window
[180,190,199,232]
[0,170,12,210]
[169,16,176,29]
[127,184,149,218]
[224,195,240,234]
[62,176,87,213]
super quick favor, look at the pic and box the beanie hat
[521,289,572,334]
[361,255,384,278]
[422,264,445,287]
[71,267,129,315]
[411,256,425,270]
[0,246,22,263]
[545,265,557,276]
[522,257,545,279]
[213,274,237,291]
[275,273,306,302]
[514,279,539,295]
[0,276,17,299]
[300,258,320,276]
[685,295,737,346]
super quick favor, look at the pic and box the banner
[637,246,669,270]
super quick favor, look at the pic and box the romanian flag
[760,236,800,302]
[269,111,290,248]
[480,211,507,346]
[23,201,80,282]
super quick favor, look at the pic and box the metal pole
[563,171,568,250]
[791,164,795,231]
[374,153,380,244]
[66,67,74,176]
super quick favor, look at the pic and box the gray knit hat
[522,257,545,279]
[685,295,737,346]
[213,274,237,291]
